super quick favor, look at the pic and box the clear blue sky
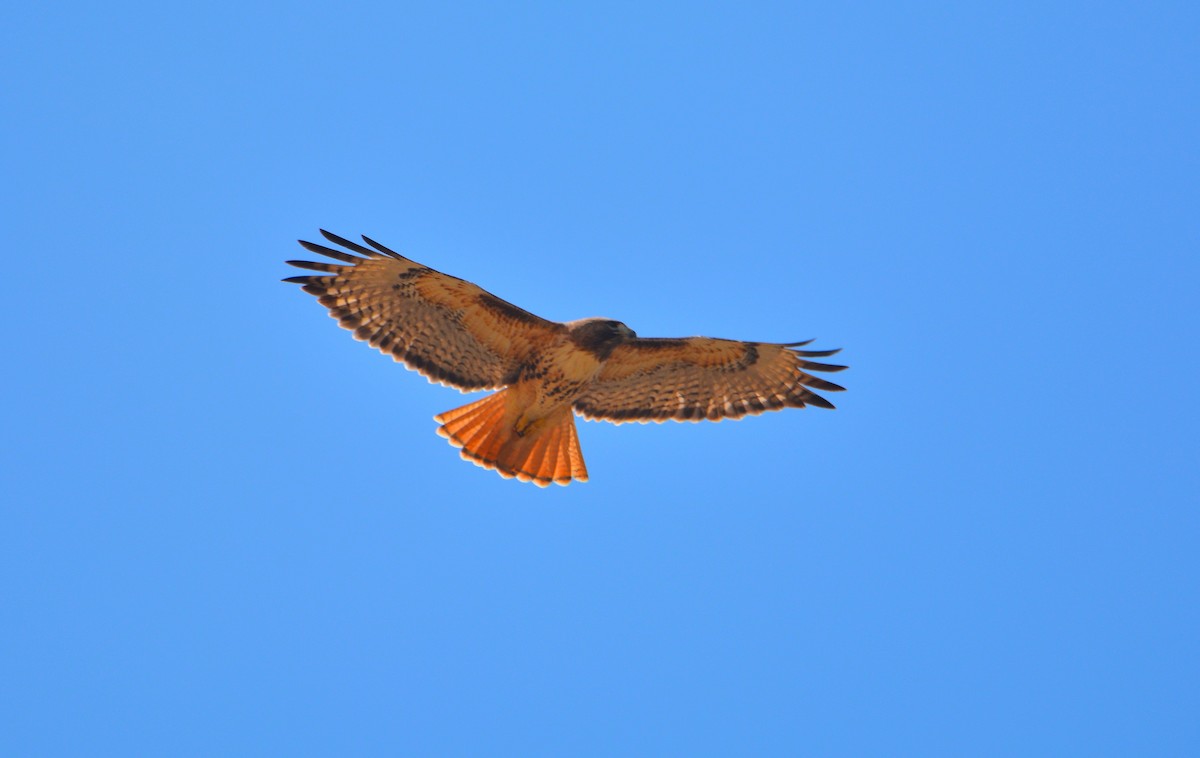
[4,2,1197,755]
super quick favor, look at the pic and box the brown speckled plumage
[285,230,846,487]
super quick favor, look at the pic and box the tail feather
[434,391,588,487]
[564,419,584,481]
[458,405,499,452]
[435,394,497,449]
[537,422,563,485]
[524,420,558,483]
[551,423,573,484]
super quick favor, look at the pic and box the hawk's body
[285,231,846,486]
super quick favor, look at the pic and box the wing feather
[285,233,564,391]
[574,337,846,424]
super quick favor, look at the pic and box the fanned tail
[434,391,588,487]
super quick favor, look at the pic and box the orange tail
[433,391,588,487]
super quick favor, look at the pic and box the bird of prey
[284,231,846,487]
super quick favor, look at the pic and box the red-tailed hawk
[285,231,847,486]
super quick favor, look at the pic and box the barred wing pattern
[284,230,565,391]
[573,337,846,424]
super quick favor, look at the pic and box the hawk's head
[566,318,637,360]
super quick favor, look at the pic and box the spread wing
[284,230,565,391]
[573,337,846,423]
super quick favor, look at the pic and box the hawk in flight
[285,231,847,487]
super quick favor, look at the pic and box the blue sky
[3,1,1197,754]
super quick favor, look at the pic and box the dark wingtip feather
[805,394,837,410]
[285,259,342,272]
[800,360,849,373]
[361,234,403,259]
[298,239,362,263]
[282,275,313,284]
[804,377,846,393]
[318,228,348,246]
[319,229,381,258]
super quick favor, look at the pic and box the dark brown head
[566,318,637,361]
